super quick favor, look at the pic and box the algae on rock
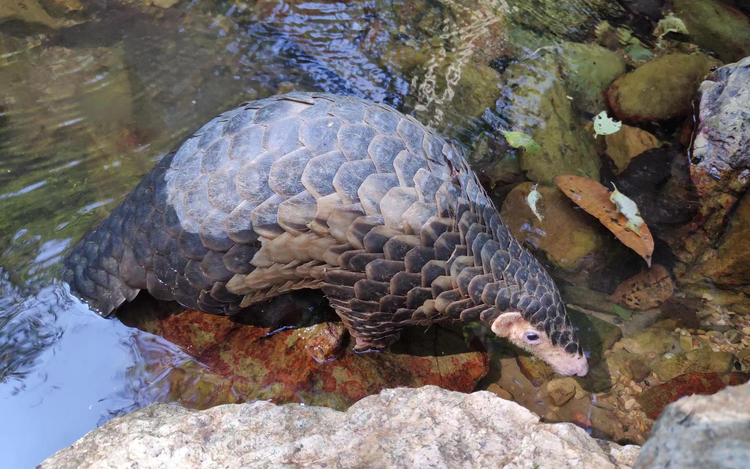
[495,51,601,183]
[506,0,624,39]
[673,0,750,63]
[500,183,608,274]
[607,53,721,123]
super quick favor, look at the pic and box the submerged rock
[607,53,720,123]
[636,378,750,467]
[119,295,489,411]
[557,42,627,115]
[40,386,641,469]
[650,349,737,382]
[494,51,601,183]
[673,0,750,63]
[604,125,662,174]
[500,183,608,274]
[506,0,624,39]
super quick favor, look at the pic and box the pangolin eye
[525,332,540,343]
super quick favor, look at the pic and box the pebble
[726,330,741,344]
[624,399,637,411]
[742,327,750,335]
[680,335,693,352]
[592,400,615,411]
[487,383,513,400]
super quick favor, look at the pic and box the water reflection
[0,276,214,468]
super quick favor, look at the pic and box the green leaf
[612,304,633,321]
[593,111,622,137]
[502,130,541,154]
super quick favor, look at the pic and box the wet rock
[619,329,678,356]
[673,57,750,310]
[673,0,750,63]
[567,308,623,363]
[467,131,525,188]
[607,53,721,123]
[387,45,503,134]
[636,372,750,421]
[0,0,62,29]
[301,322,348,362]
[620,0,664,20]
[494,52,601,183]
[120,295,489,411]
[517,355,555,387]
[679,335,694,352]
[628,359,651,382]
[604,125,662,174]
[543,378,582,406]
[38,0,84,17]
[486,383,513,400]
[500,183,608,274]
[152,0,180,8]
[556,42,627,115]
[608,265,675,310]
[506,0,624,39]
[651,349,737,382]
[683,192,750,307]
[40,386,640,469]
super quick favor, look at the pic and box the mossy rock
[500,183,608,274]
[496,52,601,183]
[506,0,624,39]
[607,53,721,123]
[674,0,750,63]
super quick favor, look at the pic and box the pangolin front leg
[62,92,589,377]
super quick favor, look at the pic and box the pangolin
[62,92,589,377]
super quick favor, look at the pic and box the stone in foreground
[636,380,750,469]
[40,386,639,469]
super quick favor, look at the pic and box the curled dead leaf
[555,174,654,266]
[609,265,675,310]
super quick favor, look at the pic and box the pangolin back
[63,92,581,356]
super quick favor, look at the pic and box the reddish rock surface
[119,293,489,411]
[636,372,750,419]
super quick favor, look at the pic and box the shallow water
[2,0,750,467]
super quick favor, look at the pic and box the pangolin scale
[62,92,588,376]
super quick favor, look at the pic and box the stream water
[2,0,749,467]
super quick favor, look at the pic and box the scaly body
[63,92,588,376]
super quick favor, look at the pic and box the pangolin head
[484,247,588,377]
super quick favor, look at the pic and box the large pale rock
[41,386,639,468]
[636,381,750,468]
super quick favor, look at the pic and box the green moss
[674,0,750,63]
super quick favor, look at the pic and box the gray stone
[635,381,750,469]
[41,386,639,468]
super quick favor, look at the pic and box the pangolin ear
[491,312,523,338]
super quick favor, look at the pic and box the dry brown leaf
[609,265,674,309]
[555,174,654,266]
